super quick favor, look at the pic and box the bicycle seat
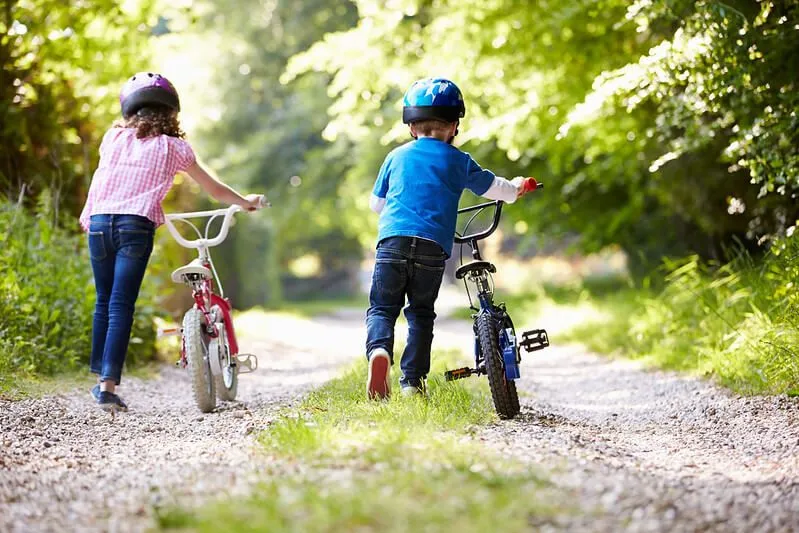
[455,261,496,279]
[171,258,213,283]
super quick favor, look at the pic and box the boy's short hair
[410,119,455,137]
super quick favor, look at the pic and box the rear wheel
[477,312,517,419]
[183,308,216,413]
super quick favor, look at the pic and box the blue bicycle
[444,179,550,419]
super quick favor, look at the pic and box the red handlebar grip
[522,177,540,194]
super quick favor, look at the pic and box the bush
[568,239,799,395]
[0,201,159,378]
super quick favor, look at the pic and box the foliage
[157,0,362,306]
[0,201,160,380]
[155,353,557,532]
[0,0,156,220]
[564,237,799,395]
[285,0,799,272]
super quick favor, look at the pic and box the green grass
[560,251,799,396]
[451,274,632,322]
[155,352,558,532]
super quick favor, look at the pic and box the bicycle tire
[214,328,238,401]
[501,313,521,417]
[477,311,517,419]
[183,308,216,413]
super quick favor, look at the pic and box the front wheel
[213,327,238,401]
[477,312,518,420]
[501,313,521,418]
[183,308,216,413]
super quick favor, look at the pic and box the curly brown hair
[115,107,185,139]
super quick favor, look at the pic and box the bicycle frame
[187,273,240,360]
[452,193,547,382]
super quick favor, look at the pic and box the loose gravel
[0,312,364,533]
[2,307,797,532]
[484,344,799,532]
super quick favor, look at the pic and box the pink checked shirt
[79,128,196,231]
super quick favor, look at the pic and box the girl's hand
[241,194,264,211]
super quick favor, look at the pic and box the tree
[283,0,799,271]
[159,0,360,305]
[1,0,156,223]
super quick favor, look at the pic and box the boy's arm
[370,155,392,214]
[465,155,524,203]
[370,195,386,214]
[481,176,525,203]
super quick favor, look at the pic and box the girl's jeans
[366,236,447,387]
[88,214,155,384]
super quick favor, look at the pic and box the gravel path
[484,344,799,532]
[0,311,365,533]
[2,301,798,532]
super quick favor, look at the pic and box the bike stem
[470,240,483,261]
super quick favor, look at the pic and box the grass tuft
[155,351,556,532]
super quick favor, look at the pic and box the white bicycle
[160,200,267,412]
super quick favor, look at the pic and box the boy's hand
[511,176,527,198]
[513,177,540,197]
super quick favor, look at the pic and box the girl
[79,72,261,412]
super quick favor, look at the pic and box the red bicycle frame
[179,260,239,367]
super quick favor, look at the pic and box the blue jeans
[88,214,155,384]
[366,236,446,387]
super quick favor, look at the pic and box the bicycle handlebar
[453,178,542,244]
[164,196,267,249]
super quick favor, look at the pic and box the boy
[366,77,530,399]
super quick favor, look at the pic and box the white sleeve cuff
[370,194,387,213]
[481,177,519,203]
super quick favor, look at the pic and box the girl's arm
[183,162,260,210]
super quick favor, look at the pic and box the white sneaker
[367,348,391,400]
[400,382,426,398]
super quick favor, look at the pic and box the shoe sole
[367,353,391,400]
[98,402,128,413]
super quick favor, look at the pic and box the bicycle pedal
[235,353,258,373]
[158,326,183,338]
[520,329,550,353]
[444,367,476,381]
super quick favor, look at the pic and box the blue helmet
[402,78,465,124]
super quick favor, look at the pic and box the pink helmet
[119,72,180,118]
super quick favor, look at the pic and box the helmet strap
[447,122,459,144]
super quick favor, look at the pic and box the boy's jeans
[88,214,155,384]
[366,236,446,387]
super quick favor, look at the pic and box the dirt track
[1,301,797,532]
